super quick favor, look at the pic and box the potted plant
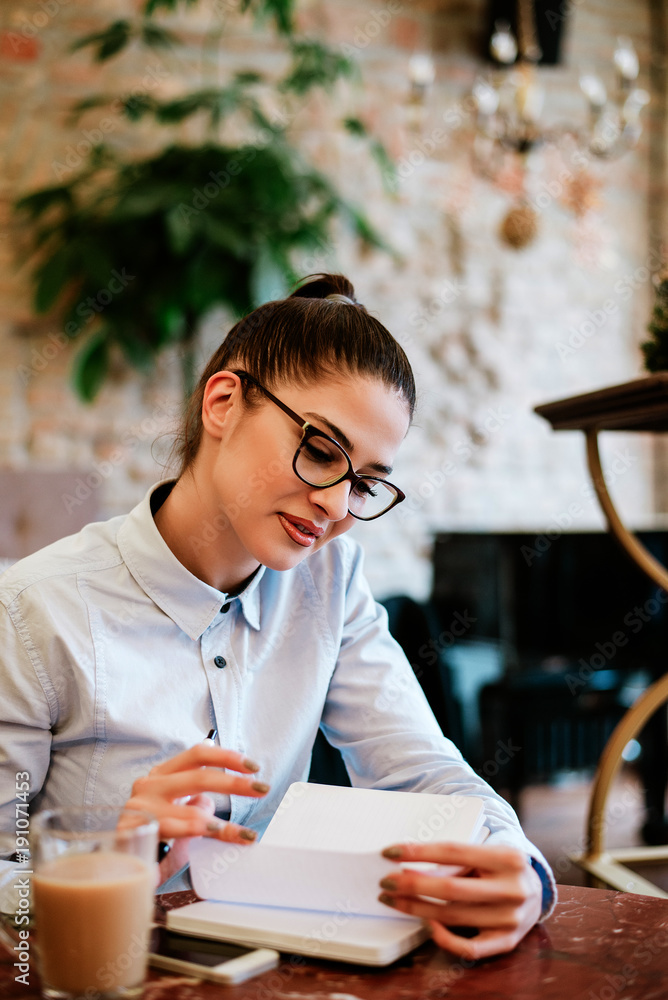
[16,0,394,399]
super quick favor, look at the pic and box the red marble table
[2,885,667,1000]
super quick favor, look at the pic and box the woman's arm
[312,537,556,930]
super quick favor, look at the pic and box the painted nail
[251,781,270,793]
[243,758,260,772]
[206,818,225,831]
[379,877,398,892]
[239,828,257,841]
[378,893,396,908]
[382,846,403,859]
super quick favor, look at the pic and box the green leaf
[141,23,178,49]
[203,217,252,257]
[370,139,397,193]
[122,94,158,121]
[235,71,263,86]
[281,40,355,95]
[34,247,76,313]
[240,0,294,34]
[117,331,155,372]
[71,329,110,402]
[69,96,114,121]
[70,21,133,62]
[15,185,74,221]
[155,91,222,124]
[156,305,186,345]
[250,244,288,307]
[166,205,198,255]
[340,202,389,253]
[344,116,367,137]
[143,0,198,14]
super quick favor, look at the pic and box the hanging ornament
[499,201,539,249]
[559,169,603,218]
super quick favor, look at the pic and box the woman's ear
[201,371,244,441]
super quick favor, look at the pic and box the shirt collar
[117,480,264,640]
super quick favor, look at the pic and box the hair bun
[289,273,361,307]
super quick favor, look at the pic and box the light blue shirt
[0,482,555,916]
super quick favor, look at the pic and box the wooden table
[2,885,668,1000]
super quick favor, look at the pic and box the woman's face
[199,371,411,574]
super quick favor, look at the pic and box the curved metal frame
[585,428,668,592]
[575,429,668,892]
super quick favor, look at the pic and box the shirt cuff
[156,861,192,895]
[529,854,557,920]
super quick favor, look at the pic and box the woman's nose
[309,480,351,522]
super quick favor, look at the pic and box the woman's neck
[153,473,261,593]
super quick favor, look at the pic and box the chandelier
[407,1,650,250]
[406,3,650,170]
[468,17,650,177]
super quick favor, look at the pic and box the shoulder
[0,514,126,608]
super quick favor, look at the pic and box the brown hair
[177,273,416,474]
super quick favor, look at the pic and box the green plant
[16,0,394,400]
[641,270,668,373]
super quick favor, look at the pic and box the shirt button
[221,603,231,613]
[214,655,227,669]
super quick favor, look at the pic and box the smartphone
[148,926,279,984]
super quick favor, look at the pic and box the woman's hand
[125,744,270,882]
[377,842,543,961]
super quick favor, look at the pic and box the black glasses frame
[231,370,405,520]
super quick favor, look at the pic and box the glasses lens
[295,434,349,487]
[348,479,398,519]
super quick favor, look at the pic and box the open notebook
[168,783,486,965]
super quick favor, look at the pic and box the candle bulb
[472,77,499,118]
[408,52,435,98]
[579,72,607,112]
[613,37,639,84]
[490,20,517,65]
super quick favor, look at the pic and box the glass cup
[30,807,158,1000]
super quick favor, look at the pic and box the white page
[263,783,484,852]
[190,840,406,918]
[189,786,485,918]
[168,899,429,965]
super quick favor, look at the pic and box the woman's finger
[428,921,523,961]
[382,841,527,874]
[149,745,260,777]
[380,869,525,905]
[134,768,269,801]
[205,820,258,844]
[147,808,256,842]
[379,894,520,929]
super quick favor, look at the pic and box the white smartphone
[148,926,279,984]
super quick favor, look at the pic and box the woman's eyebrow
[305,411,393,476]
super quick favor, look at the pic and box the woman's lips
[278,513,324,547]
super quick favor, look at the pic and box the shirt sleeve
[0,599,55,835]
[318,539,557,920]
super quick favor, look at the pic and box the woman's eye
[305,443,336,464]
[353,481,379,498]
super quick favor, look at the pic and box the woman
[0,274,554,960]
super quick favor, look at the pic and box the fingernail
[239,828,257,841]
[379,877,398,891]
[251,781,270,793]
[382,846,403,859]
[206,818,224,831]
[243,758,260,772]
[378,893,396,908]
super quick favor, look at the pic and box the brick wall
[0,0,665,597]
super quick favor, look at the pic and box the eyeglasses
[232,371,405,520]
